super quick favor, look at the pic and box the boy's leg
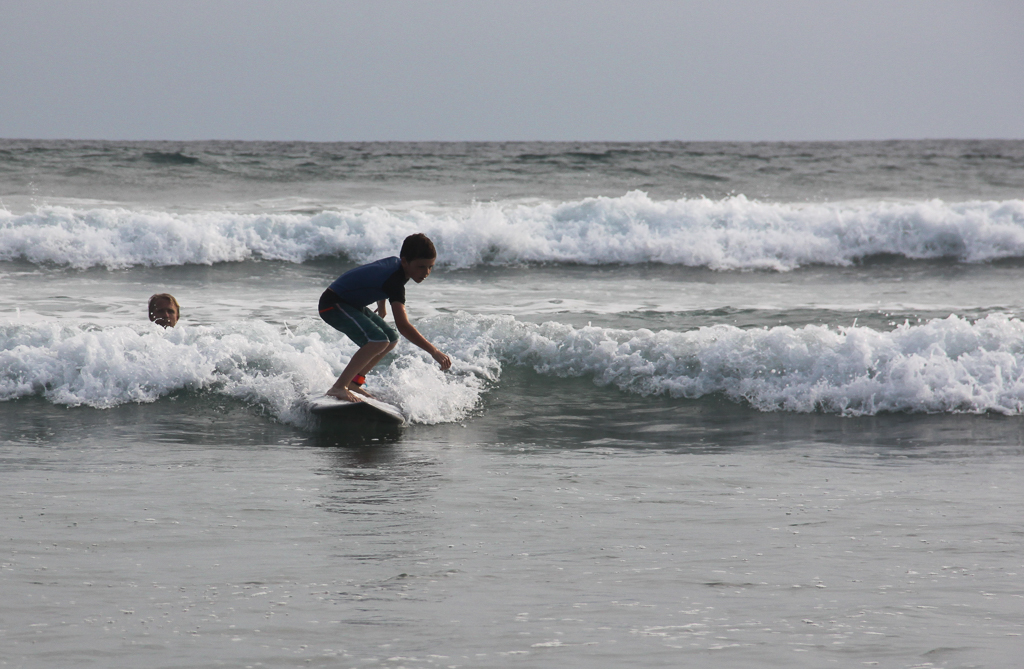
[320,302,400,401]
[328,341,390,401]
[355,340,398,377]
[348,340,399,396]
[344,307,401,396]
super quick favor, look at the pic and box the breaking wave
[4,311,1024,424]
[3,192,1024,270]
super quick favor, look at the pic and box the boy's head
[400,233,436,262]
[149,293,180,327]
[400,233,437,284]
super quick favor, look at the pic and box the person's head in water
[148,293,180,328]
[400,233,437,284]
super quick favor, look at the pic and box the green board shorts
[318,293,399,347]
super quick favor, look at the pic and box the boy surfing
[318,233,452,402]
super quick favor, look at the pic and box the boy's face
[150,299,179,327]
[401,256,435,283]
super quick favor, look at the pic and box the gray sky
[2,0,1022,141]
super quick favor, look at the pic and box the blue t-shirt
[327,256,407,307]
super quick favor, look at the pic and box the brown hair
[148,293,180,318]
[400,233,437,262]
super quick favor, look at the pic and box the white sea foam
[430,312,1024,416]
[4,312,1024,421]
[3,193,1024,270]
[0,318,483,427]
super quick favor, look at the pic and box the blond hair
[148,293,180,318]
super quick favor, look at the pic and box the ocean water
[2,139,1023,668]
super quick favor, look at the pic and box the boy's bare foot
[326,388,362,403]
[348,383,375,399]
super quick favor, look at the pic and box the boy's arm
[391,301,452,370]
[376,299,387,318]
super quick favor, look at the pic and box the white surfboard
[305,394,407,426]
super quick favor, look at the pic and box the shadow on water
[5,375,1023,462]
[309,416,404,451]
[0,395,297,447]
[0,394,402,454]
[467,368,1024,458]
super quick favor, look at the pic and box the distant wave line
[2,192,1023,270]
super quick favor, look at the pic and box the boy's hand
[376,301,387,318]
[432,349,452,371]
